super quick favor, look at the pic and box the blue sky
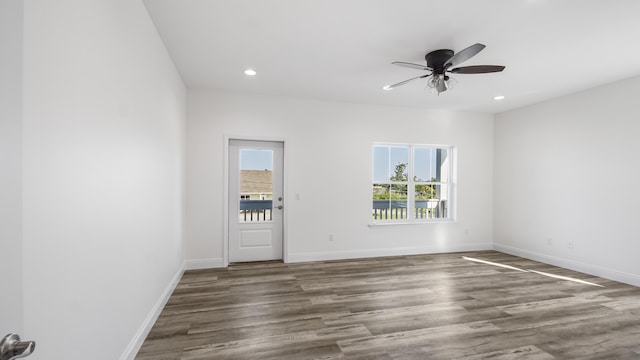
[240,146,442,178]
[373,146,440,182]
[240,149,273,170]
[373,146,406,182]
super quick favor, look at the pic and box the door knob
[276,205,283,210]
[0,334,35,360]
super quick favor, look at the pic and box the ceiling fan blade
[449,65,505,74]
[444,43,486,69]
[387,74,429,89]
[391,61,431,71]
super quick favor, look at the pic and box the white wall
[494,75,640,286]
[186,90,494,265]
[0,0,24,336]
[22,1,185,359]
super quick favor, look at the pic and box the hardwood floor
[135,251,640,359]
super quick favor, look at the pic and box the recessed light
[244,69,257,76]
[382,85,392,91]
[493,95,505,101]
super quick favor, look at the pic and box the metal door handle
[276,205,283,210]
[0,334,35,360]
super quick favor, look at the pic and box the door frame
[223,135,288,267]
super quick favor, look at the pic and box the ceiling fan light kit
[387,43,505,95]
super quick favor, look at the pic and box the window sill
[368,219,456,228]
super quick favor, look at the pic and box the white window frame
[371,143,455,224]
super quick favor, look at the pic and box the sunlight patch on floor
[462,256,604,287]
[527,269,604,287]
[462,256,528,272]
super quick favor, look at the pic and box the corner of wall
[494,243,640,288]
[120,264,185,360]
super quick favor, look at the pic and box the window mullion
[407,145,415,221]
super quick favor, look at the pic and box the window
[372,144,453,222]
[238,149,273,222]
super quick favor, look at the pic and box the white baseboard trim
[119,264,185,360]
[185,257,225,270]
[494,243,640,287]
[288,243,493,263]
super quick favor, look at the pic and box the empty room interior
[2,1,640,359]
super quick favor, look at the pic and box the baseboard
[185,257,225,270]
[494,243,640,287]
[119,264,184,360]
[288,243,493,263]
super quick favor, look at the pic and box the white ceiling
[143,0,640,114]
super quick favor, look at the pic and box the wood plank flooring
[135,251,640,359]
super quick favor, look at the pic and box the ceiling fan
[386,43,505,94]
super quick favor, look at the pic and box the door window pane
[239,149,273,222]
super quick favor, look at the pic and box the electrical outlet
[568,240,574,249]
[329,233,334,242]
[546,237,553,246]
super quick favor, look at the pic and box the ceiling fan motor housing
[425,49,454,74]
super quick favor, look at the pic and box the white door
[229,140,284,262]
